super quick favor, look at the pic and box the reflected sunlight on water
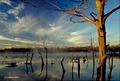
[0,52,120,81]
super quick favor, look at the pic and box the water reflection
[92,52,95,81]
[0,52,120,81]
[72,58,74,81]
[96,57,107,81]
[38,62,44,76]
[60,58,66,81]
[43,64,48,81]
[25,53,34,74]
[77,58,80,78]
[108,57,115,81]
[83,54,89,70]
[25,63,34,74]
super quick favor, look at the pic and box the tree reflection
[25,53,34,74]
[96,57,107,81]
[108,57,115,81]
[43,64,48,81]
[72,58,74,81]
[61,58,66,81]
[92,52,95,81]
[77,58,80,78]
[25,63,34,74]
[83,54,89,70]
[38,59,45,77]
[38,51,45,77]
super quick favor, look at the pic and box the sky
[0,0,119,48]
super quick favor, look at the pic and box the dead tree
[22,1,120,80]
[22,0,120,65]
[25,53,34,74]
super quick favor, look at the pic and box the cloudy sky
[0,0,119,48]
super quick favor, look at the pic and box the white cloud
[8,3,24,20]
[0,35,42,46]
[70,27,94,35]
[5,15,39,34]
[0,12,7,20]
[71,31,81,35]
[67,36,84,45]
[0,12,96,47]
[0,0,12,6]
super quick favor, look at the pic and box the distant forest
[0,48,31,53]
[0,45,120,53]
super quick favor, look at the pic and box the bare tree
[22,0,120,80]
[22,0,120,64]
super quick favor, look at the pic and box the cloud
[0,35,42,47]
[0,12,8,20]
[0,0,12,6]
[5,15,39,34]
[67,36,84,45]
[70,27,95,35]
[0,10,97,47]
[8,3,24,20]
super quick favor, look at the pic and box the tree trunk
[96,24,107,81]
[97,25,107,64]
[96,58,106,81]
[95,0,107,64]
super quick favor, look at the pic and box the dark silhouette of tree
[108,57,115,81]
[60,58,66,81]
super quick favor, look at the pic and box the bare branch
[56,0,95,10]
[22,0,60,11]
[72,5,96,9]
[69,0,88,3]
[69,0,83,3]
[44,0,63,12]
[90,12,97,21]
[69,0,95,9]
[104,5,120,21]
[62,10,95,24]
[23,0,96,24]
[56,0,69,7]
[70,16,87,23]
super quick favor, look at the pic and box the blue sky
[0,0,119,48]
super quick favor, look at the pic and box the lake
[0,51,120,81]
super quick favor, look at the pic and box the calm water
[0,52,120,81]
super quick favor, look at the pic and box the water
[0,52,120,81]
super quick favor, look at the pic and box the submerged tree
[22,0,119,80]
[22,0,120,64]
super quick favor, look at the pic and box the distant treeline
[62,45,120,52]
[108,45,120,52]
[0,45,120,53]
[59,46,95,52]
[0,48,32,53]
[39,45,120,52]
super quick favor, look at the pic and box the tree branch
[69,0,83,3]
[44,0,63,12]
[72,5,96,9]
[22,0,60,11]
[69,0,95,9]
[56,0,69,7]
[70,16,87,23]
[62,10,95,24]
[69,0,88,3]
[90,12,97,21]
[104,5,120,21]
[22,0,96,24]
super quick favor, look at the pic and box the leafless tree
[22,0,120,80]
[22,0,120,64]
